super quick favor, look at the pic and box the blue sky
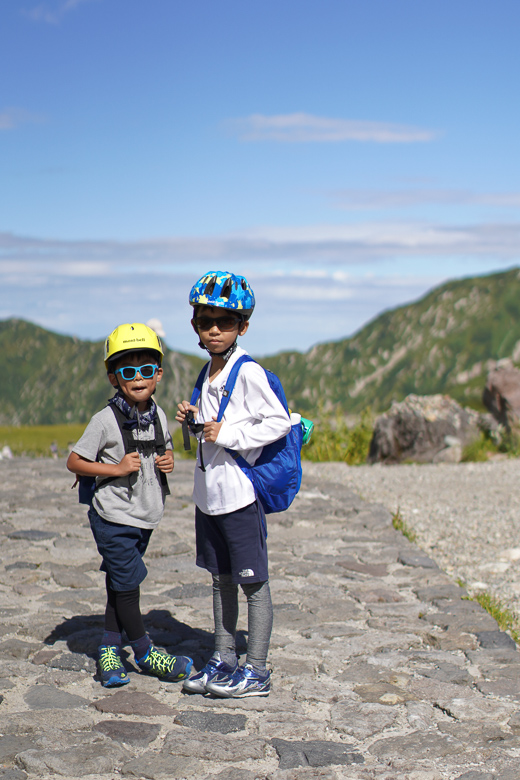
[1,0,519,356]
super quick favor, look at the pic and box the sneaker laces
[146,647,175,674]
[99,646,122,672]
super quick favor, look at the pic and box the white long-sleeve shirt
[193,346,292,515]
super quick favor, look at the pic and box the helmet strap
[198,339,238,362]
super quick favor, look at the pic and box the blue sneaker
[137,645,192,682]
[205,663,270,698]
[97,645,130,688]
[182,652,238,694]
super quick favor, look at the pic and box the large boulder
[483,360,520,430]
[368,394,481,464]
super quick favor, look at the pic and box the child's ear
[238,321,249,336]
[108,373,118,388]
[156,367,163,383]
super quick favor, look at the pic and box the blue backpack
[190,355,303,516]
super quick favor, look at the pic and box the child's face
[108,350,163,409]
[194,305,248,354]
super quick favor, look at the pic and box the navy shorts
[88,506,152,592]
[195,501,268,584]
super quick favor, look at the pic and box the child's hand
[117,452,141,475]
[203,417,223,443]
[155,450,174,473]
[175,401,198,424]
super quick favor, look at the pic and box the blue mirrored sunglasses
[114,364,159,381]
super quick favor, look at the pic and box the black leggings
[104,575,145,641]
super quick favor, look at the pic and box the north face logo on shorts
[239,569,255,577]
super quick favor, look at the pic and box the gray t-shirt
[72,405,172,529]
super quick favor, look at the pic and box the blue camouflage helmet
[189,271,255,318]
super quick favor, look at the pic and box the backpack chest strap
[105,405,170,493]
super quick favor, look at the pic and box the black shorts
[88,506,152,592]
[195,501,268,584]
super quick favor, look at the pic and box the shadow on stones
[42,608,248,673]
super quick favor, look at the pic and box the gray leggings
[212,574,273,673]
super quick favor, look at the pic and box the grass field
[0,419,369,463]
[0,424,87,457]
[5,416,515,465]
[0,424,197,459]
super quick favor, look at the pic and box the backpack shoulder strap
[109,403,167,455]
[109,404,170,493]
[190,362,210,406]
[152,412,170,493]
[108,404,137,453]
[153,412,167,456]
[216,355,256,423]
[263,368,290,414]
[91,404,136,494]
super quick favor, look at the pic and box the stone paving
[1,457,520,779]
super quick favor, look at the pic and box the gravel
[303,458,520,616]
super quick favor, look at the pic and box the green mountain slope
[1,319,204,426]
[3,267,520,425]
[261,267,520,415]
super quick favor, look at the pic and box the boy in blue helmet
[176,271,291,697]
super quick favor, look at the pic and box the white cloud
[0,229,517,355]
[146,318,166,338]
[0,107,43,130]
[226,113,438,143]
[270,284,355,301]
[60,261,112,276]
[0,260,111,276]
[0,220,518,356]
[23,0,98,24]
[2,221,520,274]
[332,189,520,210]
[0,263,451,355]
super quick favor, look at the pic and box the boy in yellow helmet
[67,323,192,687]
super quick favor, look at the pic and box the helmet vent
[221,278,233,299]
[205,276,217,296]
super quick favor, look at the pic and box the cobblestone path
[0,457,519,780]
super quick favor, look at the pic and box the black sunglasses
[193,315,241,332]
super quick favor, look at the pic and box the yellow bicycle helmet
[104,323,164,370]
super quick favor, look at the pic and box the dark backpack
[77,405,170,505]
[189,355,303,516]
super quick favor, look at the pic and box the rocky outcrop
[368,394,481,464]
[483,360,520,430]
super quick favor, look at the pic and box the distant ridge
[3,267,520,425]
[261,267,520,415]
[0,318,204,426]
